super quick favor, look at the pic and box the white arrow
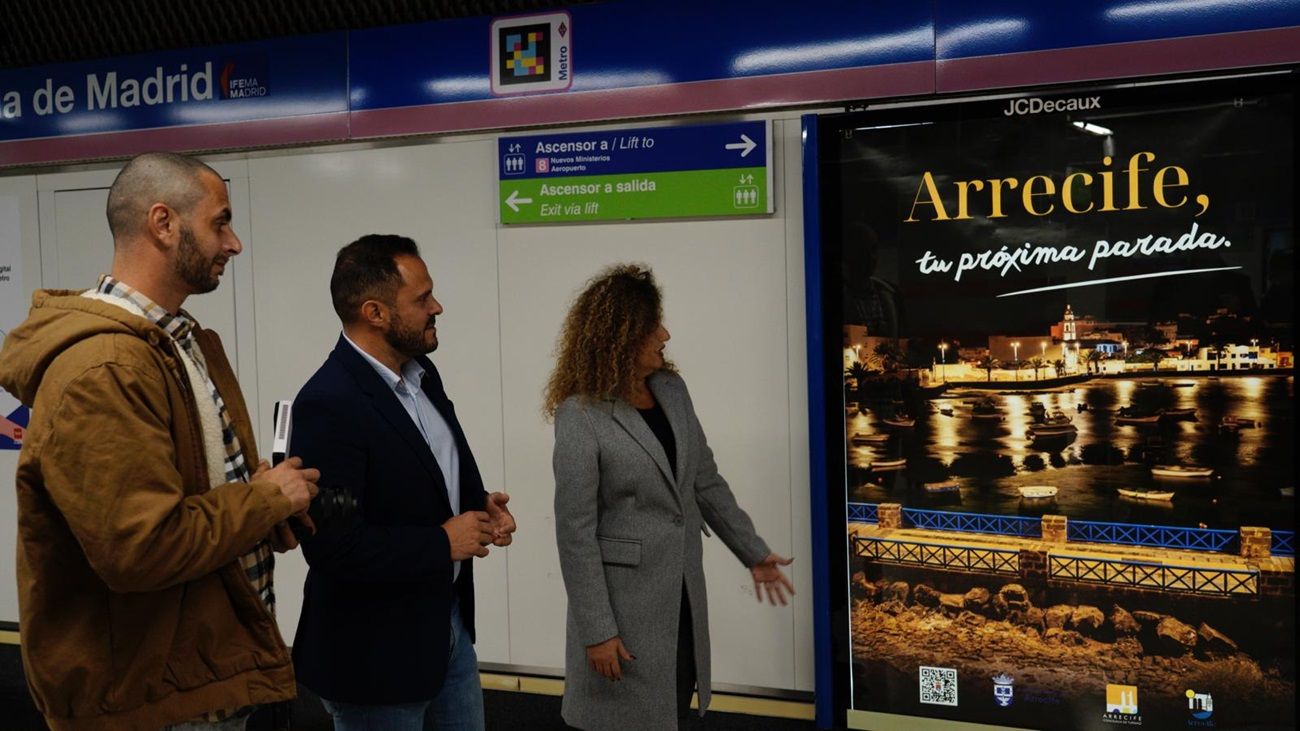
[506,190,533,212]
[725,134,757,158]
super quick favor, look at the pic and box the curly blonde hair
[544,263,676,417]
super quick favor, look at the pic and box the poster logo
[1186,689,1214,726]
[1103,684,1142,725]
[219,56,269,99]
[992,673,1014,707]
[1002,95,1100,116]
[919,666,958,706]
[490,11,572,95]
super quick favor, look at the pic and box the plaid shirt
[94,276,275,612]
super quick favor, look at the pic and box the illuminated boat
[971,397,1003,421]
[1117,488,1174,501]
[849,432,890,445]
[1028,423,1077,438]
[1018,485,1058,499]
[1151,465,1213,478]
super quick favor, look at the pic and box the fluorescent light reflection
[855,121,935,132]
[938,19,1029,56]
[424,76,490,97]
[1072,121,1114,136]
[731,27,931,75]
[571,69,673,90]
[1107,0,1294,21]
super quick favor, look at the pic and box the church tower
[1061,304,1079,373]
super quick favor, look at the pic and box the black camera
[290,485,359,542]
[272,402,360,541]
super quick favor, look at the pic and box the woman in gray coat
[546,264,793,731]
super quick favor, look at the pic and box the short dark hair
[106,152,218,241]
[330,234,421,323]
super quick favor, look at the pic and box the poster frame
[804,68,1298,731]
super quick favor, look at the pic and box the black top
[637,399,677,478]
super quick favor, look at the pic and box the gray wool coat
[553,370,771,731]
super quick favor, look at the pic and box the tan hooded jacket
[0,290,297,731]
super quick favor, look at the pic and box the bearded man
[288,234,515,731]
[0,151,319,731]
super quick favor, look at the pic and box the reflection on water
[843,375,1295,531]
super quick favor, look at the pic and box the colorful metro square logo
[490,11,572,95]
[504,27,548,80]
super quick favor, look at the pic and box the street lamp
[938,342,948,382]
[1012,341,1020,380]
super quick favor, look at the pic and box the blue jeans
[321,601,484,731]
[163,717,247,731]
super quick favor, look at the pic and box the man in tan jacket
[0,152,319,731]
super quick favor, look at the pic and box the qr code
[919,666,959,706]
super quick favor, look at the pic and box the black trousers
[676,584,698,722]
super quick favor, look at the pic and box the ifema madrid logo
[218,56,269,99]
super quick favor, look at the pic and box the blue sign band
[0,33,347,143]
[498,121,768,179]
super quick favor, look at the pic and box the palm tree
[977,355,998,382]
[1030,356,1045,380]
[845,361,873,395]
[873,340,906,373]
[1052,358,1066,377]
[1086,349,1102,374]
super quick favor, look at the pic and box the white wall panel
[0,111,816,695]
[496,120,802,687]
[0,173,41,624]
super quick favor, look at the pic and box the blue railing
[1273,531,1296,557]
[1067,520,1238,553]
[848,503,1290,557]
[847,502,878,524]
[903,508,1042,538]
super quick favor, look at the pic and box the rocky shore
[851,572,1295,716]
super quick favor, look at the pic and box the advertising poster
[815,74,1294,729]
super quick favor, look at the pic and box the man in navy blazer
[289,234,515,731]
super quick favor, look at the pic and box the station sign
[496,120,773,224]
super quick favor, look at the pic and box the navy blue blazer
[289,335,487,704]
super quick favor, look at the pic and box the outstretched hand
[750,553,795,606]
[485,491,517,547]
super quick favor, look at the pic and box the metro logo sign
[490,11,572,95]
